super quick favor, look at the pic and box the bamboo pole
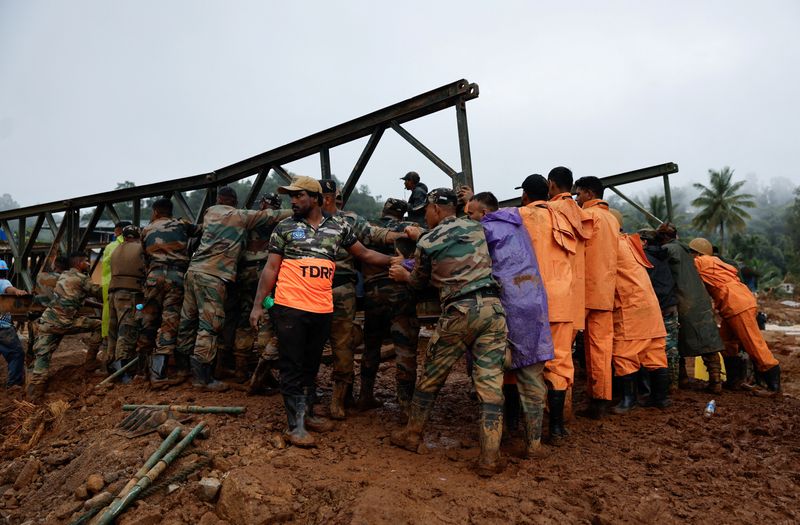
[89,425,183,525]
[121,404,245,414]
[95,422,207,525]
[98,357,139,385]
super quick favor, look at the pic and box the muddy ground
[1,301,799,524]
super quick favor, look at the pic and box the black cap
[401,171,420,183]
[515,174,549,199]
[420,188,458,209]
[260,192,282,209]
[383,198,409,214]
[319,179,337,194]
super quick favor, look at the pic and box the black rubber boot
[612,374,638,414]
[390,390,435,453]
[304,386,334,433]
[547,389,568,446]
[723,356,744,390]
[502,384,521,433]
[248,358,280,396]
[174,352,191,380]
[111,359,134,384]
[636,368,651,398]
[190,356,228,392]
[642,368,672,408]
[762,364,781,392]
[283,394,315,447]
[149,354,169,388]
[476,403,505,477]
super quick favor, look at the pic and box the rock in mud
[86,473,105,494]
[197,477,221,502]
[217,468,294,525]
[13,458,40,490]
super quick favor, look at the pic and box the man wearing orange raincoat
[689,238,781,392]
[574,176,618,418]
[608,210,672,413]
[517,174,590,443]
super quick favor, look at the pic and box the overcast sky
[1,0,798,209]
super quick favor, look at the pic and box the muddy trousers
[175,270,227,365]
[31,317,102,384]
[720,308,779,372]
[108,288,142,363]
[543,321,575,390]
[272,304,332,397]
[137,267,184,356]
[330,282,357,384]
[362,280,419,384]
[584,309,614,400]
[514,362,547,444]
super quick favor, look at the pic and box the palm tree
[691,167,755,255]
[647,194,667,227]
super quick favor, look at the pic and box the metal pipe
[121,404,245,414]
[607,186,664,225]
[95,422,206,525]
[99,357,139,385]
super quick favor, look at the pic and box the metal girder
[78,204,105,250]
[0,79,478,222]
[342,127,385,203]
[390,121,458,177]
[21,214,46,263]
[0,219,33,290]
[607,186,664,225]
[0,79,479,289]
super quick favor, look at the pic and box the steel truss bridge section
[0,79,479,290]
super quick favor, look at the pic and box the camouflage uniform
[34,270,60,306]
[31,269,102,384]
[361,209,420,407]
[138,217,197,357]
[235,220,279,368]
[391,194,507,472]
[107,240,145,363]
[176,204,286,365]
[329,209,371,385]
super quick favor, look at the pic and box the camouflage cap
[122,225,140,239]
[278,176,323,195]
[414,187,457,210]
[318,179,337,194]
[383,198,409,215]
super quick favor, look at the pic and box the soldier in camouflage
[33,256,68,306]
[28,252,103,402]
[234,192,282,390]
[359,198,420,412]
[175,186,289,391]
[107,225,145,383]
[139,198,199,387]
[319,180,404,420]
[388,188,508,477]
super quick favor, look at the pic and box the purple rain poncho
[481,208,554,369]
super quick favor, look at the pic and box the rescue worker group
[1,167,782,477]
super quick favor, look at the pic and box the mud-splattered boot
[26,381,46,404]
[174,352,191,382]
[522,396,545,457]
[304,386,334,433]
[396,379,415,421]
[330,380,349,420]
[611,374,638,415]
[475,403,505,477]
[546,389,569,446]
[678,358,690,389]
[502,384,521,434]
[283,394,315,448]
[356,373,383,411]
[703,353,722,394]
[723,356,745,390]
[190,357,229,392]
[390,391,435,453]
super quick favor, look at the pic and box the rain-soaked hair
[470,192,499,212]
